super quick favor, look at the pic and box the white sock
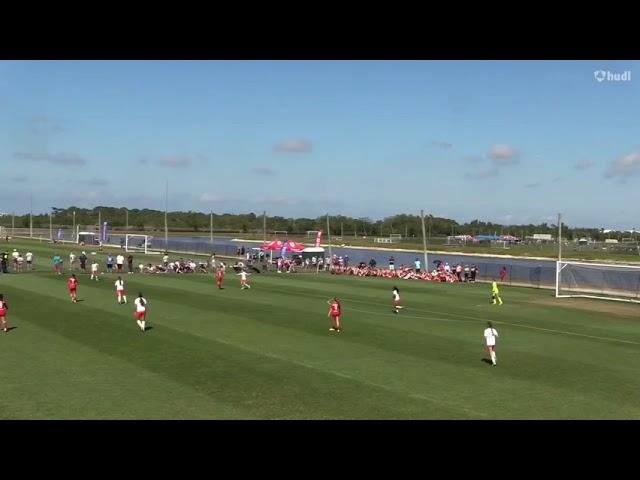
[141,321,145,331]
[136,320,142,329]
[123,296,127,303]
[491,352,496,364]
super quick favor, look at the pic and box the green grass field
[1,239,640,419]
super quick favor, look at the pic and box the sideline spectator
[499,266,508,282]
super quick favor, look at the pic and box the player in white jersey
[25,251,33,270]
[115,276,127,304]
[484,321,499,366]
[134,293,148,331]
[392,286,402,313]
[91,261,100,281]
[116,254,125,273]
[237,270,251,289]
[69,252,76,271]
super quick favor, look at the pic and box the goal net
[126,234,152,254]
[556,261,640,303]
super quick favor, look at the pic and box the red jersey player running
[115,276,127,304]
[392,286,402,314]
[67,274,78,303]
[0,294,8,332]
[134,292,148,332]
[327,297,342,333]
[216,266,224,289]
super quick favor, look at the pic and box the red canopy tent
[284,240,305,252]
[260,239,283,250]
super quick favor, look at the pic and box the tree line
[0,206,633,241]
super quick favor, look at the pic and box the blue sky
[1,60,638,229]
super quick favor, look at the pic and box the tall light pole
[263,211,266,243]
[326,213,332,259]
[11,212,15,237]
[558,213,562,263]
[210,211,213,243]
[164,180,168,250]
[420,210,429,270]
[556,213,562,298]
[73,210,76,240]
[49,210,53,241]
[125,209,129,232]
[29,193,33,238]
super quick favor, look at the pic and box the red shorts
[331,313,340,319]
[69,288,77,293]
[135,311,146,320]
[487,345,495,352]
[116,290,125,296]
[394,299,400,306]
[0,309,6,317]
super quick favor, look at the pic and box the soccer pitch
[1,239,640,419]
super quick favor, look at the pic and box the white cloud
[574,160,594,171]
[489,144,519,166]
[14,151,86,165]
[430,141,453,149]
[605,152,640,179]
[157,155,192,168]
[274,139,313,153]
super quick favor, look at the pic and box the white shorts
[389,265,395,270]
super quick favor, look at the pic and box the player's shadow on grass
[480,358,493,364]
[6,326,18,332]
[144,326,154,331]
[76,299,85,302]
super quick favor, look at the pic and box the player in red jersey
[392,286,402,314]
[67,273,78,303]
[134,292,148,332]
[327,297,342,333]
[0,294,8,332]
[216,266,224,289]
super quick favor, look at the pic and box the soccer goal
[126,234,152,254]
[306,230,320,239]
[556,260,640,303]
[389,234,402,242]
[272,230,288,237]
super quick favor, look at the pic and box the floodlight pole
[210,211,214,243]
[49,210,53,241]
[326,214,332,259]
[73,210,76,236]
[558,213,562,263]
[29,193,33,238]
[11,212,14,237]
[263,211,266,243]
[556,213,562,297]
[421,210,429,270]
[164,180,169,250]
[125,209,129,232]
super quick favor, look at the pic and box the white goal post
[556,260,640,303]
[125,234,151,254]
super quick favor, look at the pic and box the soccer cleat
[329,327,336,332]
